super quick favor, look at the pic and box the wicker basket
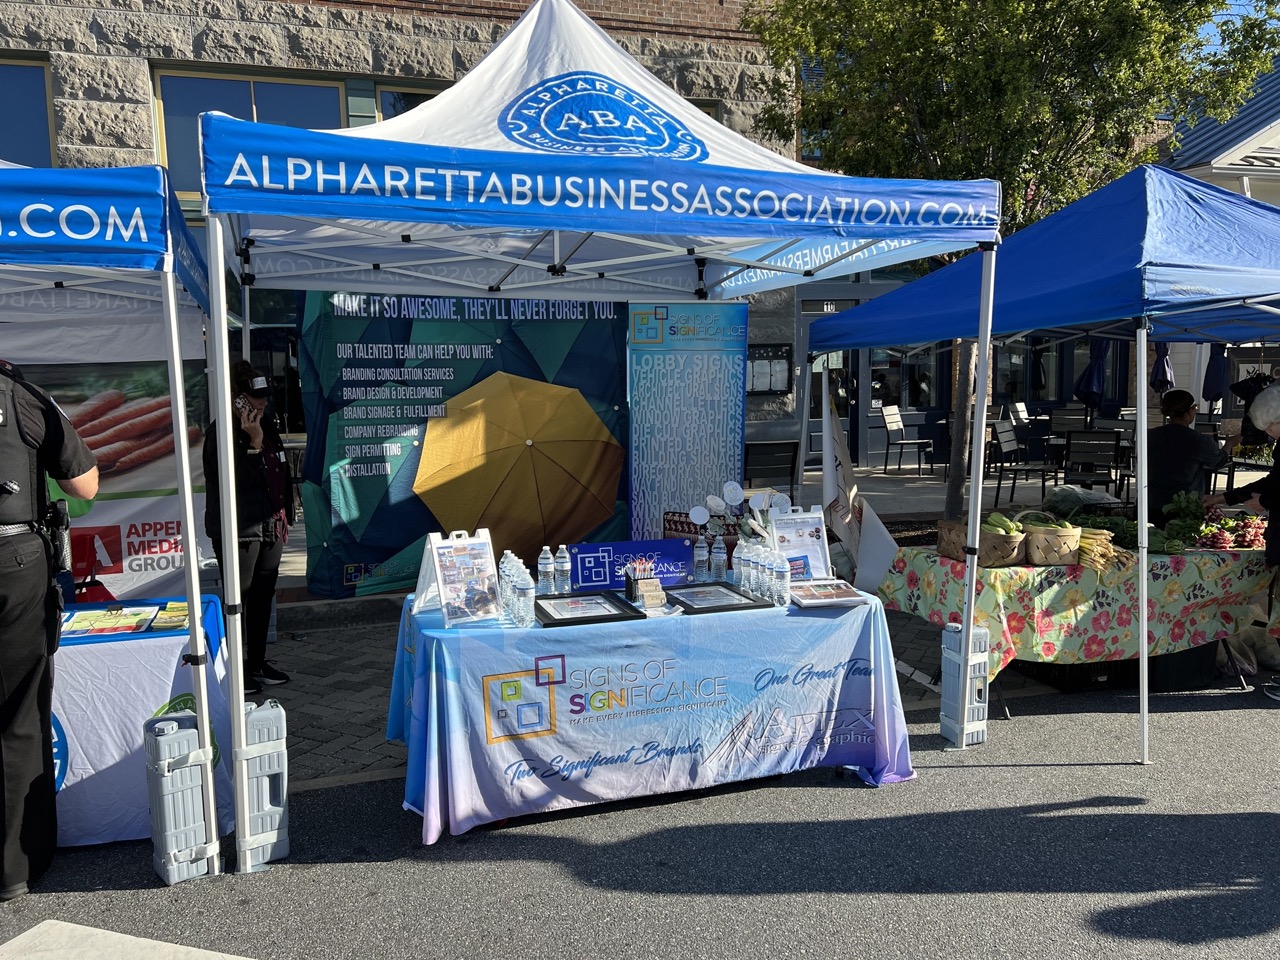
[1022,524,1082,566]
[937,519,1026,568]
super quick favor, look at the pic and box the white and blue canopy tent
[809,163,1280,760]
[197,0,1001,868]
[0,162,221,868]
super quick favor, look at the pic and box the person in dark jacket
[0,358,97,900]
[1147,389,1238,526]
[203,360,294,693]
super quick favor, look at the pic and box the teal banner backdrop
[299,294,629,597]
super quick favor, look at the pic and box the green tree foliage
[744,0,1280,231]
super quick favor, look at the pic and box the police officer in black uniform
[0,358,97,901]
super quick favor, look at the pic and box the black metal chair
[743,440,800,500]
[880,405,933,475]
[1064,430,1130,499]
[992,421,1060,508]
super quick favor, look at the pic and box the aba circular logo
[500,71,708,161]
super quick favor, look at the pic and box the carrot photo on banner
[23,360,211,600]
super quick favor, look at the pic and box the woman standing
[203,360,294,694]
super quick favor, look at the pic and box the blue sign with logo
[569,538,693,590]
[501,71,708,161]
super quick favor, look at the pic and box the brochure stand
[421,529,502,628]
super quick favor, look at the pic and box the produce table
[53,596,234,846]
[388,595,915,844]
[879,547,1273,678]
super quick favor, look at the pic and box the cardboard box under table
[387,595,915,844]
[878,546,1274,687]
[54,596,235,846]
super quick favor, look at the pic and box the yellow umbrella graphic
[414,372,624,562]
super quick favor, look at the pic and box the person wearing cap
[0,358,98,900]
[202,360,294,694]
[1147,389,1238,527]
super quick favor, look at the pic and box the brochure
[788,579,868,608]
[149,601,190,632]
[61,605,160,637]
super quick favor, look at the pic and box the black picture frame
[533,591,647,628]
[664,582,774,615]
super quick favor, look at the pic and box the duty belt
[0,523,35,537]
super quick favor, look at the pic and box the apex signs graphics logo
[483,654,566,744]
[500,72,708,160]
[630,305,665,344]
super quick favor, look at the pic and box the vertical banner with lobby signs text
[299,293,629,598]
[629,303,748,539]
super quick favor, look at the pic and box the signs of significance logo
[500,72,708,161]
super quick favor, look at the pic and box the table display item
[769,506,831,581]
[534,590,647,628]
[537,545,555,595]
[1015,511,1082,566]
[936,518,1025,567]
[429,529,502,628]
[665,581,773,615]
[789,579,868,608]
[624,559,667,610]
[62,604,160,637]
[693,537,710,582]
[554,544,572,593]
[710,537,728,581]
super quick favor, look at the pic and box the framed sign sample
[534,591,646,628]
[429,529,502,629]
[665,582,773,615]
[769,506,831,581]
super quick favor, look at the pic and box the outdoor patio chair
[880,405,933,475]
[992,420,1060,507]
[743,440,800,500]
[1063,430,1131,499]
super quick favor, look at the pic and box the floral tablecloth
[879,547,1274,678]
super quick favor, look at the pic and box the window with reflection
[378,88,437,120]
[157,73,344,196]
[0,62,53,166]
[1029,338,1059,403]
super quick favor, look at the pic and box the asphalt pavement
[4,465,1279,957]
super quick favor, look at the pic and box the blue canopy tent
[0,163,223,866]
[809,163,1280,761]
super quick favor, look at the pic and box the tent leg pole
[958,242,998,748]
[207,213,257,869]
[1135,321,1151,764]
[161,270,221,877]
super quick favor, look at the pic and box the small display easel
[411,529,501,627]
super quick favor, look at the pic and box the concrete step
[276,591,404,632]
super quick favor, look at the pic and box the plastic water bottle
[537,546,555,595]
[772,551,791,607]
[513,575,537,628]
[693,538,709,582]
[741,545,758,595]
[710,538,727,582]
[554,544,572,594]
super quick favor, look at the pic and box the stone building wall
[0,0,786,169]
